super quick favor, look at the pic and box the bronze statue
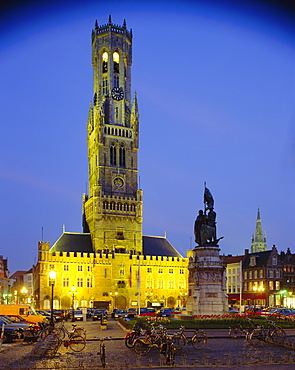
[194,186,223,246]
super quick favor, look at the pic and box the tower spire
[250,207,267,253]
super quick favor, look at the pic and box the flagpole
[137,259,141,315]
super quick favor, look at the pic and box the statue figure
[194,186,223,246]
[194,210,206,244]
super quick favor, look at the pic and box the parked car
[159,308,173,317]
[113,309,128,318]
[92,309,108,321]
[53,309,69,322]
[68,310,84,321]
[139,308,157,316]
[0,319,21,343]
[0,315,31,331]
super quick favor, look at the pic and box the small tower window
[113,52,119,73]
[102,76,108,96]
[119,146,125,167]
[102,52,108,73]
[114,75,119,88]
[110,145,116,166]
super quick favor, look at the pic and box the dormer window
[102,52,108,73]
[113,52,119,73]
[250,256,256,266]
[272,256,277,266]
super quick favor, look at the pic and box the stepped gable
[143,235,182,258]
[50,232,93,253]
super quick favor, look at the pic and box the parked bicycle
[172,326,207,350]
[160,334,176,365]
[248,318,286,346]
[133,325,167,355]
[54,322,86,340]
[21,323,52,344]
[229,318,256,340]
[96,336,111,368]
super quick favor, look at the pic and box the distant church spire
[251,208,267,253]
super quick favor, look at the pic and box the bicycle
[248,318,285,347]
[54,322,86,340]
[133,325,167,355]
[160,334,176,365]
[229,318,256,340]
[172,326,207,350]
[96,336,111,368]
[21,323,54,344]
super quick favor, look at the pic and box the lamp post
[49,271,56,327]
[71,286,76,322]
[20,287,28,304]
[253,285,264,312]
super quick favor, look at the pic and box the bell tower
[83,17,143,254]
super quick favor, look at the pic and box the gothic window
[275,281,280,290]
[124,203,128,211]
[113,52,119,73]
[102,76,108,95]
[117,231,124,240]
[259,269,263,278]
[110,145,116,166]
[78,265,83,271]
[169,269,174,274]
[102,52,108,73]
[147,268,152,273]
[63,265,69,271]
[269,281,274,290]
[272,256,277,266]
[158,268,163,274]
[168,279,174,289]
[180,269,184,274]
[119,146,125,167]
[115,107,119,121]
[77,277,83,287]
[158,279,163,289]
[146,277,153,289]
[87,276,93,288]
[62,277,69,287]
[114,75,119,88]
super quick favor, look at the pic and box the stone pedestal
[187,244,228,315]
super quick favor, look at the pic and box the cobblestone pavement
[1,319,295,369]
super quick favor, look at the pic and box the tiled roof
[226,255,244,264]
[143,235,183,258]
[50,232,182,258]
[51,233,93,253]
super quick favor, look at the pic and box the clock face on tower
[111,87,124,101]
[113,177,124,188]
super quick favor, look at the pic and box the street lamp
[49,271,56,327]
[253,285,264,312]
[20,287,28,304]
[71,286,76,322]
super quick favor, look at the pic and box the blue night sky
[0,0,294,274]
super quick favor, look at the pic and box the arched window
[110,145,116,166]
[113,52,119,73]
[102,76,108,95]
[114,75,119,88]
[102,52,108,73]
[119,146,125,167]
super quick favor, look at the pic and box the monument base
[187,244,228,316]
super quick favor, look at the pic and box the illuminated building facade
[34,18,188,310]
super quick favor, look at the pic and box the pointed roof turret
[95,20,98,29]
[123,19,126,28]
[250,207,267,253]
[108,15,112,25]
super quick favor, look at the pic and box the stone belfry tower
[83,17,143,254]
[250,208,267,253]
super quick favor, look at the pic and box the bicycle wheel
[174,334,186,349]
[125,333,137,348]
[133,338,152,355]
[54,326,66,340]
[69,334,86,352]
[229,327,242,339]
[248,329,263,346]
[192,332,207,350]
[270,327,286,343]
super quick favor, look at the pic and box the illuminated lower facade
[34,241,188,310]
